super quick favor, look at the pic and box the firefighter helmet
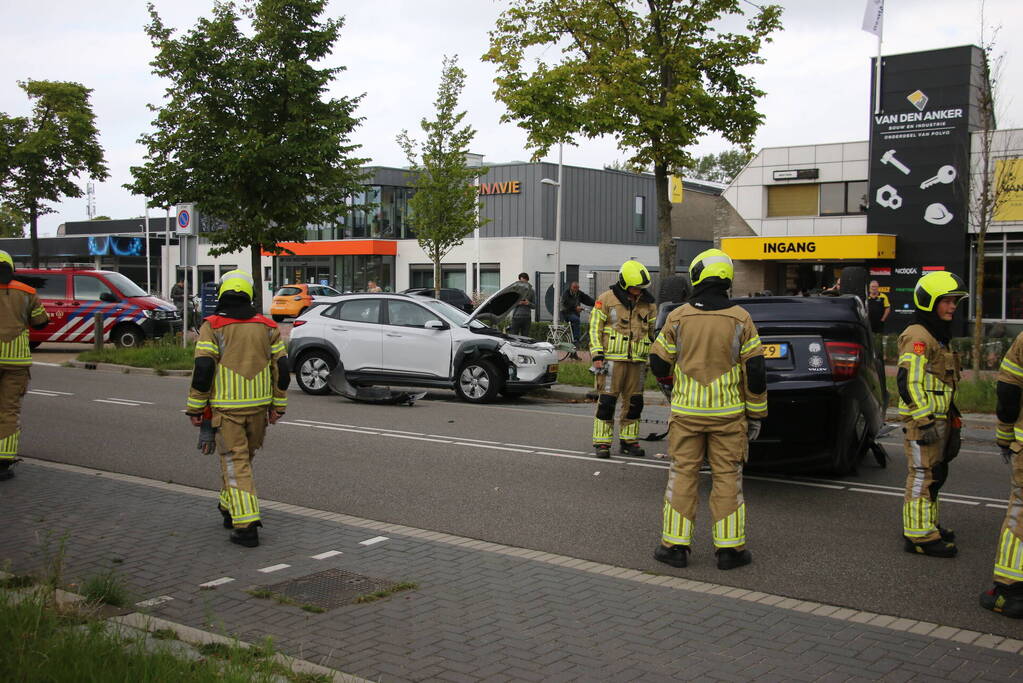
[913,271,967,312]
[0,250,13,271]
[617,260,651,289]
[218,269,254,300]
[689,248,734,286]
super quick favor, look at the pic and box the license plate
[763,343,788,359]
[548,364,559,373]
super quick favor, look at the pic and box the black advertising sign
[867,46,980,330]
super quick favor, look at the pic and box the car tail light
[292,320,307,327]
[825,341,862,381]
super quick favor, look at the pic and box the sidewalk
[2,459,1021,681]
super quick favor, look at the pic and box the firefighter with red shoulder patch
[589,260,657,458]
[0,250,49,481]
[185,270,289,547]
[897,271,967,558]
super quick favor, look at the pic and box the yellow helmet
[0,250,13,270]
[617,260,651,289]
[689,248,734,285]
[218,269,254,300]
[913,271,967,312]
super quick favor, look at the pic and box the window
[767,184,818,217]
[634,196,646,232]
[846,181,868,213]
[276,286,302,297]
[409,264,466,291]
[73,275,115,301]
[23,273,67,298]
[325,299,380,324]
[820,182,868,216]
[102,272,147,297]
[387,300,440,328]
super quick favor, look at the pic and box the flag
[669,175,684,204]
[862,0,883,37]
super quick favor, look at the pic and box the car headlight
[142,309,155,319]
[515,355,537,365]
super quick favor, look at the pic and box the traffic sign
[174,204,195,236]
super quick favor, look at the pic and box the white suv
[287,285,559,403]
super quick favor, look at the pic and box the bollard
[93,312,103,352]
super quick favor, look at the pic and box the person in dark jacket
[508,273,534,337]
[561,281,594,359]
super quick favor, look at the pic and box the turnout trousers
[902,417,960,544]
[661,415,748,549]
[214,408,267,528]
[993,449,1023,585]
[593,360,647,445]
[0,367,29,463]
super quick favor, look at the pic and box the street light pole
[540,143,564,329]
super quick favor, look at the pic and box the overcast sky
[3,0,1021,236]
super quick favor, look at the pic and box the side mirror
[99,292,118,303]
[424,320,448,331]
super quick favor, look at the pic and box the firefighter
[980,333,1023,617]
[897,271,967,558]
[650,249,766,570]
[589,260,657,458]
[0,250,49,481]
[185,270,289,547]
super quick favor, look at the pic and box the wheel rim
[459,365,490,399]
[121,332,138,347]
[301,357,329,391]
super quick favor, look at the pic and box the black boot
[594,444,611,459]
[0,461,13,481]
[903,536,957,558]
[654,544,690,568]
[938,525,956,542]
[980,583,1023,618]
[230,522,260,548]
[620,442,646,458]
[218,505,232,529]
[716,548,752,570]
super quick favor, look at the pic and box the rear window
[324,299,380,324]
[276,287,302,296]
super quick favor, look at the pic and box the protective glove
[197,418,217,455]
[917,423,940,445]
[1002,446,1013,465]
[747,419,762,442]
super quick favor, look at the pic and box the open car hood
[465,282,529,326]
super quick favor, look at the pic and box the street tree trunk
[29,204,40,269]
[433,246,442,300]
[653,162,675,282]
[250,243,263,312]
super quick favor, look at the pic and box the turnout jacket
[896,324,959,431]
[589,284,657,363]
[187,315,289,415]
[649,303,767,421]
[996,332,1023,448]
[0,281,48,367]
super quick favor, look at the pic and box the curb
[65,360,191,377]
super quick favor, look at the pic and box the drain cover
[261,568,401,610]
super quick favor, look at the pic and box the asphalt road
[18,364,1023,639]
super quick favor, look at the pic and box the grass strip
[77,339,195,371]
[246,588,326,614]
[354,581,418,604]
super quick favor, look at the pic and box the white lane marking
[626,460,668,469]
[452,442,528,453]
[258,564,291,573]
[379,433,452,444]
[878,437,995,458]
[379,429,425,436]
[359,536,389,546]
[746,475,845,490]
[311,550,343,560]
[32,362,61,367]
[988,503,1009,509]
[451,436,506,445]
[847,488,904,497]
[108,398,155,404]
[27,390,62,397]
[294,418,366,429]
[33,389,73,395]
[506,443,589,454]
[199,577,234,588]
[136,595,174,607]
[934,498,981,506]
[94,399,143,406]
[285,422,378,436]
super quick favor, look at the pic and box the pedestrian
[867,280,891,334]
[0,251,49,481]
[171,277,185,311]
[367,280,382,293]
[649,249,766,570]
[980,333,1023,617]
[508,272,534,337]
[589,260,657,458]
[561,281,594,360]
[897,271,967,558]
[185,270,290,547]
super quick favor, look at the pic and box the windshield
[420,298,487,328]
[103,271,148,297]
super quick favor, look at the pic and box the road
[18,363,1023,639]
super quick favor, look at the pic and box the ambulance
[18,268,181,348]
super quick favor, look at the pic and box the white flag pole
[873,1,884,115]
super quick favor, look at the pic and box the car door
[382,299,452,378]
[22,272,70,342]
[320,298,382,371]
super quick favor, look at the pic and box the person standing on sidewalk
[561,281,594,360]
[508,272,534,337]
[185,270,289,547]
[981,333,1023,617]
[649,249,766,570]
[0,250,49,481]
[589,260,657,459]
[897,271,967,558]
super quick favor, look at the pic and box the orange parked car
[270,283,341,321]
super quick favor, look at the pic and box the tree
[128,0,367,308]
[0,205,26,238]
[485,0,782,277]
[396,55,488,298]
[690,149,754,184]
[0,80,108,267]
[90,215,112,221]
[604,159,650,174]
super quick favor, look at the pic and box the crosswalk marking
[199,577,234,588]
[311,550,343,560]
[359,536,389,546]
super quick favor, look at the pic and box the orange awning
[263,240,398,257]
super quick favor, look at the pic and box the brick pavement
[2,458,1023,682]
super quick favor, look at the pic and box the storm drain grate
[261,568,403,610]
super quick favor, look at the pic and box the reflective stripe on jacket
[588,285,656,362]
[897,324,958,425]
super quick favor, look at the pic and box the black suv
[402,287,474,313]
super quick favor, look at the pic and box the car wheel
[112,324,144,348]
[455,359,503,403]
[272,314,285,322]
[296,351,334,396]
